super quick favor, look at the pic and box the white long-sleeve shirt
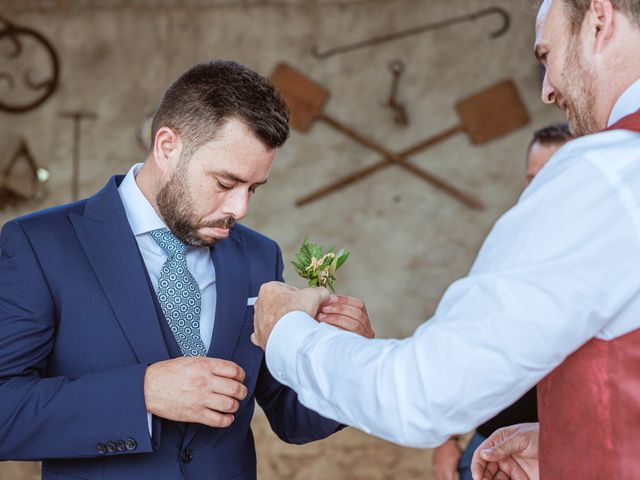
[265,79,640,448]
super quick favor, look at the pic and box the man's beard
[561,43,599,136]
[156,167,236,248]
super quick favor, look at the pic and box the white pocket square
[247,297,257,306]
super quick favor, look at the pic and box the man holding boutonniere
[253,1,640,478]
[0,60,372,480]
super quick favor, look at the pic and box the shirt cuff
[265,310,320,387]
[147,413,153,438]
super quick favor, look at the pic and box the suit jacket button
[106,442,116,453]
[96,443,107,455]
[125,438,137,451]
[116,440,126,452]
[180,449,192,464]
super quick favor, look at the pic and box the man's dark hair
[531,123,573,146]
[526,123,573,159]
[151,60,289,155]
[562,1,640,33]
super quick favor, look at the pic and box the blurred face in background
[525,140,565,186]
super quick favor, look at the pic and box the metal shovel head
[270,63,329,132]
[455,79,529,145]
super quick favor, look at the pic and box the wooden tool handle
[296,159,394,207]
[399,125,465,157]
[395,161,483,210]
[313,114,482,210]
[318,113,396,157]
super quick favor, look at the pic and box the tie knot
[150,228,187,258]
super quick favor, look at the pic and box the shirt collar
[608,78,640,126]
[118,163,167,236]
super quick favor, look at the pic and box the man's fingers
[209,376,248,401]
[303,286,331,309]
[203,393,241,414]
[495,461,530,480]
[199,408,234,428]
[319,314,366,336]
[480,438,522,462]
[470,458,487,480]
[319,296,374,338]
[320,302,364,320]
[328,294,365,309]
[207,358,246,382]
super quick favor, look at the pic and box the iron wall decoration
[59,111,97,201]
[384,59,408,127]
[311,6,510,60]
[0,140,50,210]
[271,63,530,210]
[0,14,60,114]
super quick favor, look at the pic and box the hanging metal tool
[311,6,510,60]
[59,111,97,201]
[0,15,60,114]
[0,140,49,210]
[385,59,408,127]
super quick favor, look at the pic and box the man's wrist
[265,311,319,387]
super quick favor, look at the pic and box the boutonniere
[291,237,350,292]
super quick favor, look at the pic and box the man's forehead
[536,0,553,35]
[535,0,557,51]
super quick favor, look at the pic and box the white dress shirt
[118,164,217,435]
[266,79,640,448]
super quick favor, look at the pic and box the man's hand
[471,423,539,480]
[433,437,462,480]
[318,294,375,338]
[144,356,247,428]
[251,281,331,350]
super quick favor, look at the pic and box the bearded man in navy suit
[0,60,373,480]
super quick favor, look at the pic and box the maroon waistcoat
[538,111,640,479]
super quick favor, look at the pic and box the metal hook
[473,7,510,38]
[311,6,511,60]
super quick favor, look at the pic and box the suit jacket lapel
[184,228,249,448]
[69,176,170,365]
[207,230,249,360]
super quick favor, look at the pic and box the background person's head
[525,123,573,186]
[535,0,640,135]
[140,60,290,247]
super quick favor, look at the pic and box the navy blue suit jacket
[0,176,340,479]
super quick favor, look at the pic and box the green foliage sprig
[291,237,350,292]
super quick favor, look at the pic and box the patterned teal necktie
[150,228,207,357]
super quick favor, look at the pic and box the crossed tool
[271,63,529,210]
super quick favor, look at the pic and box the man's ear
[590,0,615,53]
[152,127,182,174]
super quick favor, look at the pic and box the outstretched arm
[254,159,638,447]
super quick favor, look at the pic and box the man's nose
[541,73,556,105]
[222,189,249,220]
